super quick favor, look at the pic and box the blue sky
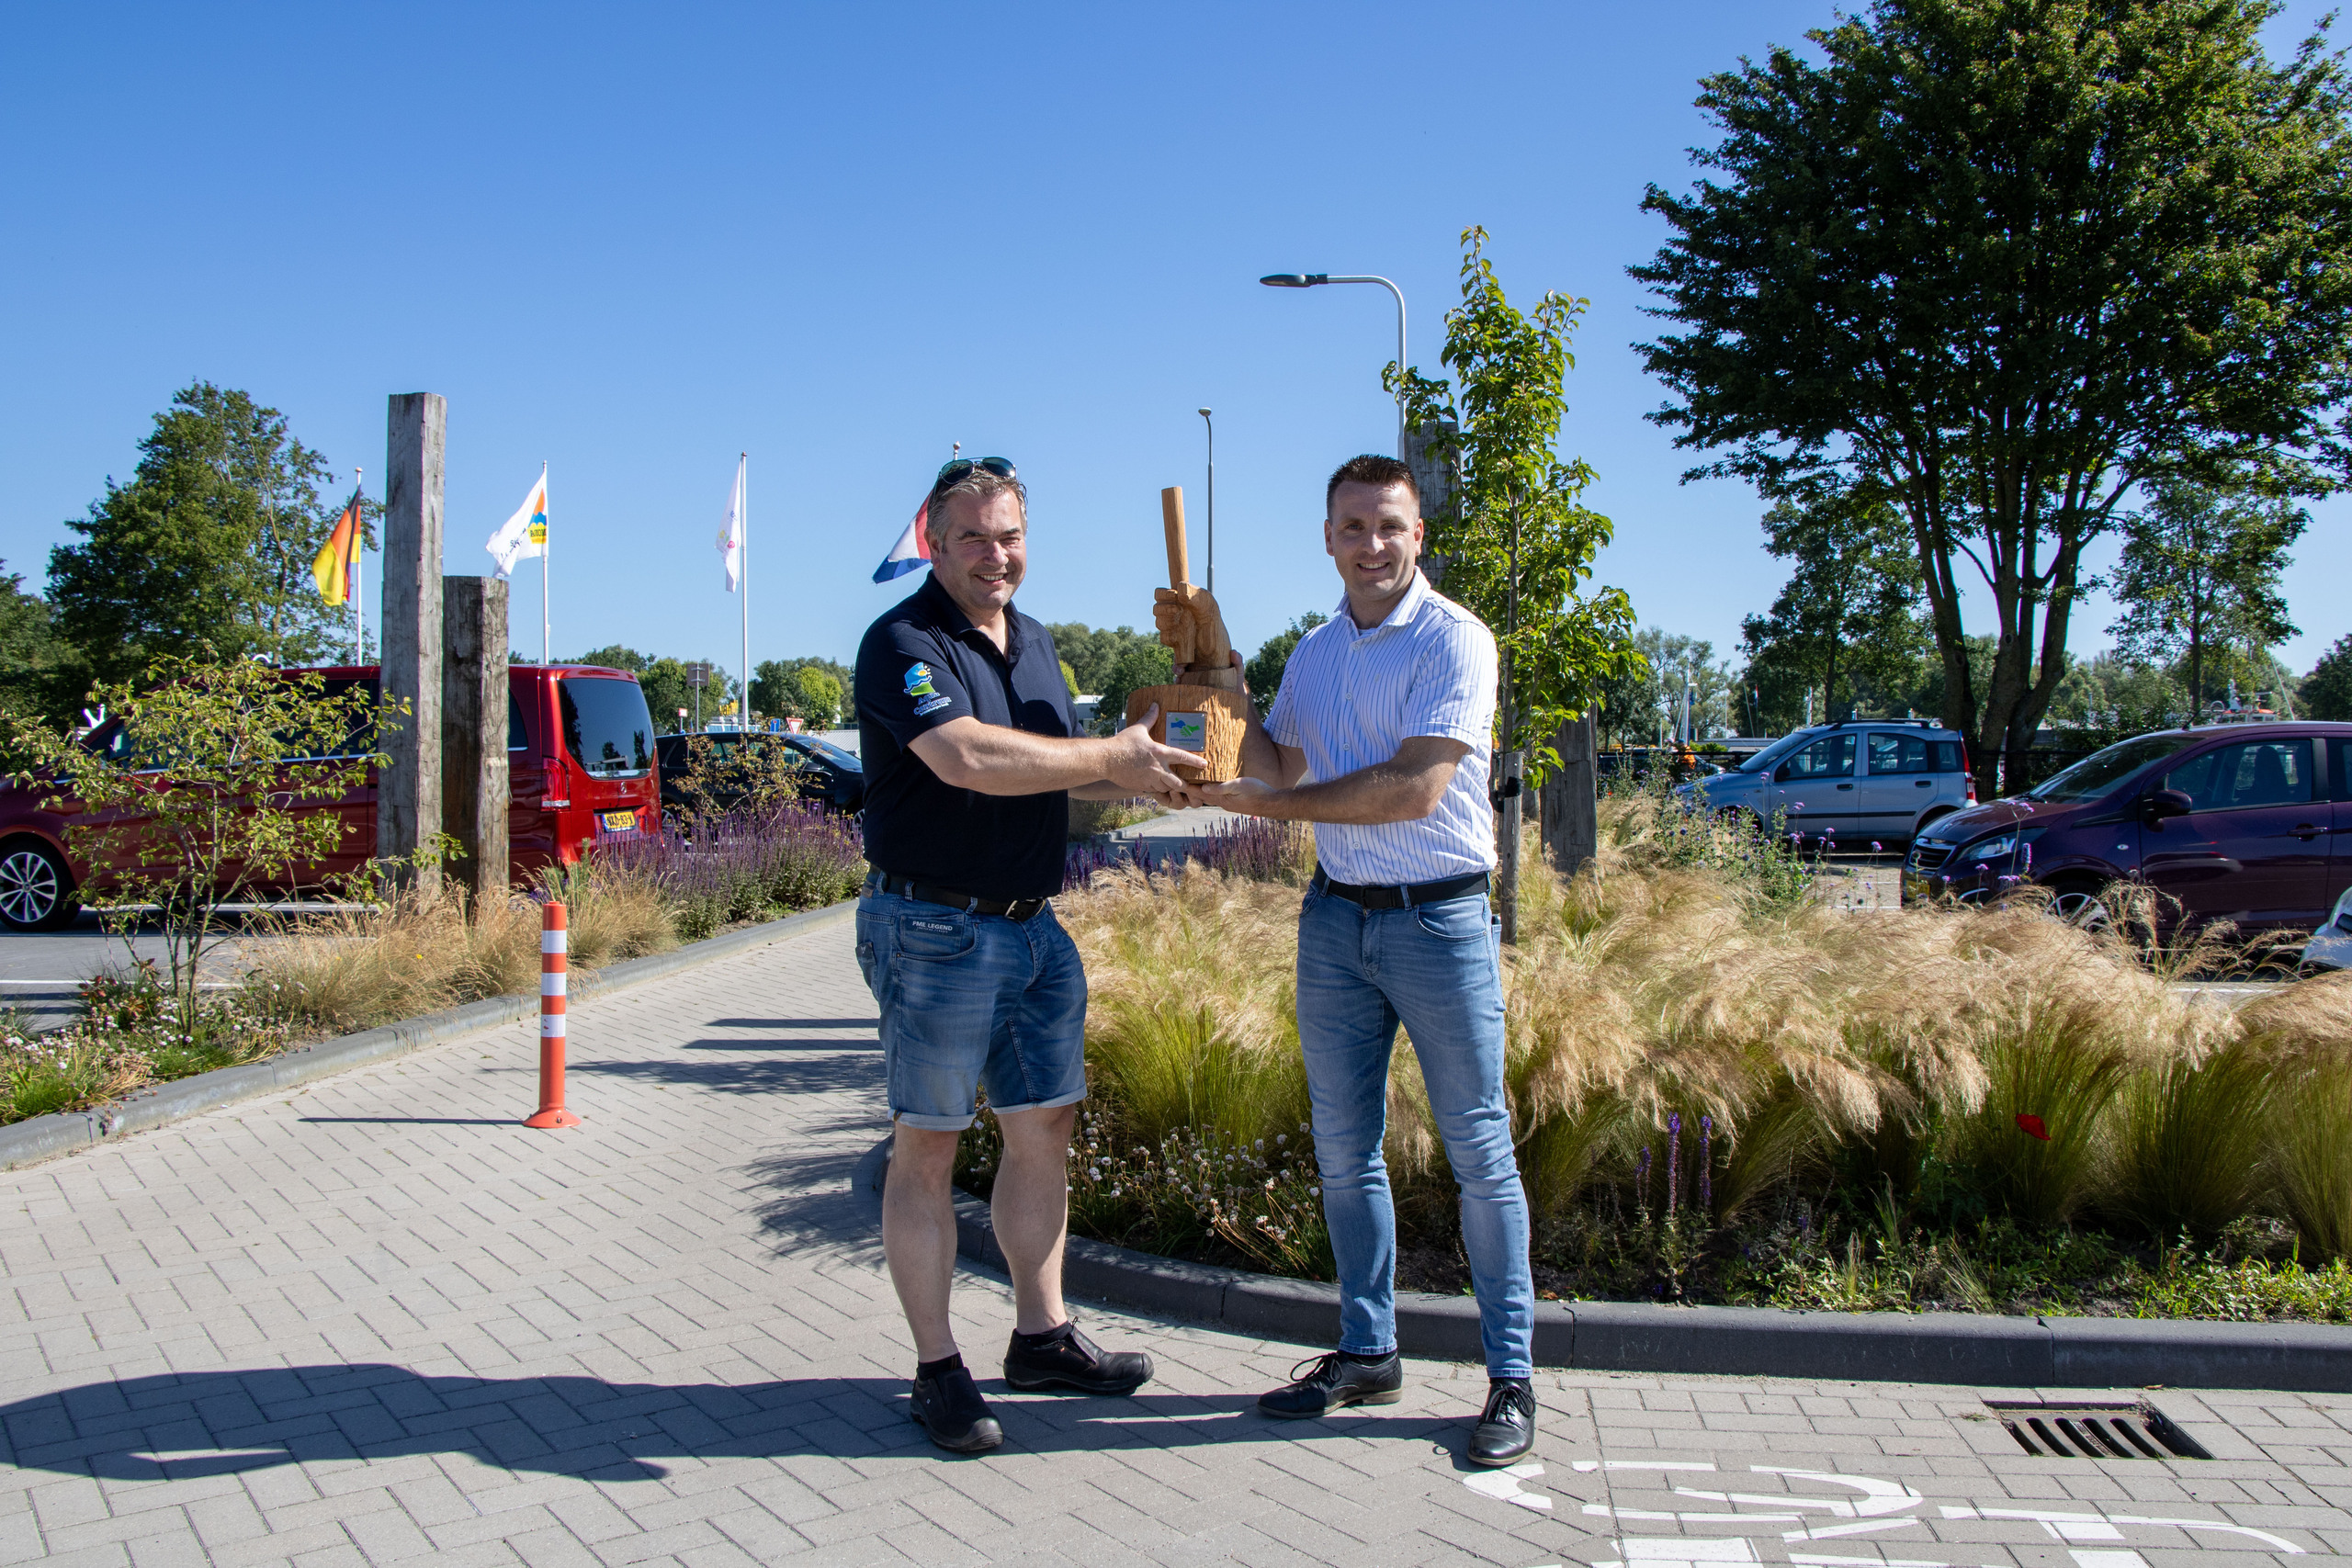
[3,1,2344,694]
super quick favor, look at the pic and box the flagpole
[741,453,750,731]
[353,468,365,665]
[539,461,550,664]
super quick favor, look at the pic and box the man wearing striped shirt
[1195,453,1535,1467]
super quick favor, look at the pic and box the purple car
[1901,721,2352,931]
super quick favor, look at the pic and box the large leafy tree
[1398,227,1639,941]
[1634,0,2352,796]
[2107,475,2303,714]
[1740,479,1927,725]
[2301,633,2352,721]
[49,383,362,686]
[1243,613,1328,718]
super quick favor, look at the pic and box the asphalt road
[0,909,294,1034]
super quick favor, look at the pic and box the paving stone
[4,922,2349,1565]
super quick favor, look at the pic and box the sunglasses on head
[933,456,1016,491]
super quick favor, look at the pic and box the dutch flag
[873,498,933,583]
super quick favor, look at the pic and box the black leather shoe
[1001,1323,1154,1395]
[1468,1378,1537,1466]
[910,1364,1003,1452]
[1257,1350,1404,1418]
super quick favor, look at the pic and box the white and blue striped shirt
[1263,570,1498,886]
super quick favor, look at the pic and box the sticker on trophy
[1166,712,1208,752]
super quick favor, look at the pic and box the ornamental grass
[1036,789,2352,1317]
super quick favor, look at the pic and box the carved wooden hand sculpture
[1122,485,1249,778]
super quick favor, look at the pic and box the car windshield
[790,736,862,771]
[558,677,655,778]
[2024,732,2188,803]
[1736,728,1824,773]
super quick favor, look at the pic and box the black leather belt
[868,871,1049,921]
[1311,866,1492,910]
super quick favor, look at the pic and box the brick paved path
[4,917,2350,1567]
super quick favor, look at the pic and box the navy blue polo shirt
[855,572,1077,901]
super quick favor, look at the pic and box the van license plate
[598,810,639,834]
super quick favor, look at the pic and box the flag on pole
[311,488,365,606]
[487,470,549,580]
[873,498,932,582]
[718,455,745,591]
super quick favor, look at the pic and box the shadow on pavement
[572,1053,877,1097]
[0,1364,1461,1482]
[706,1017,877,1030]
[682,1036,879,1053]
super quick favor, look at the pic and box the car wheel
[2049,879,2113,933]
[0,840,76,931]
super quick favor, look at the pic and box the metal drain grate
[1986,1400,2209,1461]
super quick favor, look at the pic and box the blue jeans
[1297,884,1532,1379]
[854,884,1089,1131]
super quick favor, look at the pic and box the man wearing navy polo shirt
[1197,454,1537,1467]
[854,457,1197,1454]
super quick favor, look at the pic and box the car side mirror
[1774,763,1792,783]
[2143,788,2193,823]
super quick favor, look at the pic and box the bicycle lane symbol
[1459,1459,2310,1566]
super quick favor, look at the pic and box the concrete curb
[0,899,858,1173]
[860,1134,2352,1391]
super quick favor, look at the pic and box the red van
[0,661,661,931]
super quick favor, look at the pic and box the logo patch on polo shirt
[904,661,953,716]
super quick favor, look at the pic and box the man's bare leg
[882,1122,963,1362]
[991,1103,1075,1335]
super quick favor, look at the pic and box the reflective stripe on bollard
[525,900,582,1129]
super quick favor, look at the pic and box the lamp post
[1260,272,1407,458]
[1197,408,1214,594]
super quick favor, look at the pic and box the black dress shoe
[910,1363,1003,1452]
[1257,1350,1404,1418]
[1001,1324,1154,1395]
[1468,1378,1537,1466]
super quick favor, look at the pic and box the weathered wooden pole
[442,574,510,905]
[380,393,446,895]
[1540,710,1600,884]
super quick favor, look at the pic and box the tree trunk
[1539,711,1599,884]
[1496,746,1522,946]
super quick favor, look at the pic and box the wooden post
[1403,417,1459,592]
[443,575,510,905]
[1540,710,1600,884]
[380,393,446,894]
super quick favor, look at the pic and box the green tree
[0,561,67,721]
[49,383,365,686]
[1243,613,1328,717]
[573,645,650,673]
[752,656,854,727]
[1739,479,1927,724]
[1634,0,2352,797]
[1091,640,1172,737]
[1044,623,1161,696]
[2303,634,2352,721]
[1396,228,1639,940]
[2108,476,2304,716]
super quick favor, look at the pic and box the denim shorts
[854,885,1089,1131]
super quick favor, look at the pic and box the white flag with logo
[717,454,744,592]
[486,469,548,580]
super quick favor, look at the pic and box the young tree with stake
[1394,228,1637,942]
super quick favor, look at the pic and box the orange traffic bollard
[525,900,582,1129]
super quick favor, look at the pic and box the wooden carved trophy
[1121,486,1250,782]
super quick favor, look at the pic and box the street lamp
[1259,272,1408,458]
[1197,408,1214,594]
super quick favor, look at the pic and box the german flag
[311,489,364,606]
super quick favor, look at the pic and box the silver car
[1676,721,1975,850]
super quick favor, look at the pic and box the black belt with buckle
[869,871,1049,921]
[1311,866,1492,910]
